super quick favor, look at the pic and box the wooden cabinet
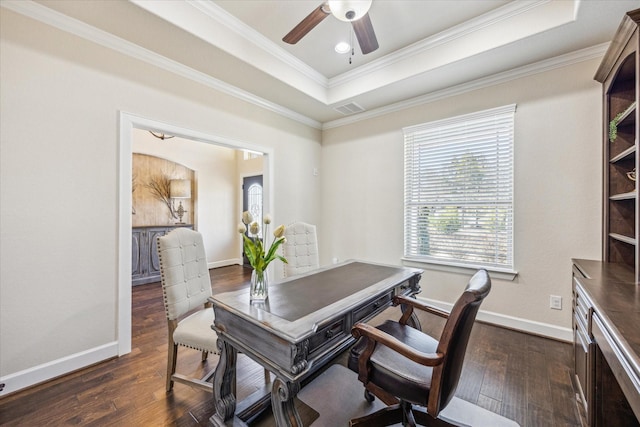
[132,225,192,286]
[572,11,640,426]
[572,259,640,427]
[594,9,640,282]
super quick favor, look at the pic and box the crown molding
[322,42,607,130]
[1,0,604,132]
[130,0,329,103]
[1,0,322,129]
[188,0,329,88]
[328,0,551,88]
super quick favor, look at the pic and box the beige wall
[320,59,603,336]
[0,9,321,391]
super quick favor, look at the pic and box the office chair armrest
[393,295,449,319]
[351,322,444,367]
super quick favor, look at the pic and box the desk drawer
[308,318,345,355]
[354,291,393,323]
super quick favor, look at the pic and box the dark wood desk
[208,260,423,426]
[572,259,640,427]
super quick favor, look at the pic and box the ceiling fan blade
[283,4,330,44]
[352,13,378,54]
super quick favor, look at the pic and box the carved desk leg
[407,311,422,330]
[400,277,422,331]
[271,377,302,427]
[400,302,422,331]
[211,338,238,426]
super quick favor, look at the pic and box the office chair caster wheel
[364,390,375,402]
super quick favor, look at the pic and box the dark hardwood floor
[0,266,580,426]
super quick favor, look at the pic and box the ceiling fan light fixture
[335,41,351,54]
[328,0,372,22]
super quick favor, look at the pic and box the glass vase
[250,269,269,303]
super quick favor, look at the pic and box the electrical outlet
[550,295,562,310]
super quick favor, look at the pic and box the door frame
[118,111,273,356]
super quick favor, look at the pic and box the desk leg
[271,377,302,427]
[400,304,422,331]
[211,339,238,425]
[408,312,421,330]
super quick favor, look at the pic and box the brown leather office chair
[348,269,491,426]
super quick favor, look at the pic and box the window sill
[401,257,518,281]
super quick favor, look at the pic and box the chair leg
[400,400,416,427]
[264,368,270,384]
[166,343,178,392]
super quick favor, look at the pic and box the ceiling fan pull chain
[349,28,354,65]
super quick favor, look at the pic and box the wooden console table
[572,259,640,427]
[208,260,423,426]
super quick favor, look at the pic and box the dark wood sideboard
[132,225,193,286]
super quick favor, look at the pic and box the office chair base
[349,402,453,427]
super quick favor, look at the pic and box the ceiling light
[335,41,351,54]
[149,131,174,140]
[328,0,372,22]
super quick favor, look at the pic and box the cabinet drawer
[354,291,393,323]
[573,278,593,335]
[574,320,592,418]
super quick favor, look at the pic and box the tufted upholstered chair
[281,222,320,278]
[157,228,217,392]
[348,269,491,426]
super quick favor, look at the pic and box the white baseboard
[417,297,573,342]
[208,259,287,271]
[208,258,242,269]
[0,342,118,397]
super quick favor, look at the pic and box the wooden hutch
[572,8,640,427]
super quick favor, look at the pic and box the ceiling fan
[282,0,379,55]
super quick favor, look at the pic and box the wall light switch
[550,295,562,310]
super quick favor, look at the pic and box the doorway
[118,112,273,356]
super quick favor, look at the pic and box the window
[403,104,515,272]
[243,150,263,160]
[247,183,263,228]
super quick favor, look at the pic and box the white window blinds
[403,104,515,271]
